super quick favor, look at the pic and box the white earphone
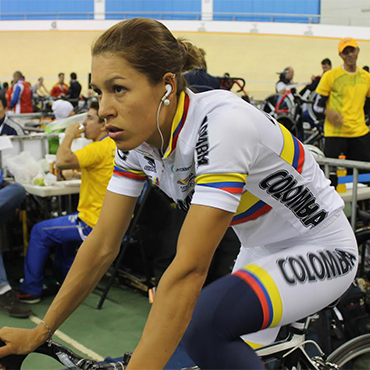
[161,84,172,106]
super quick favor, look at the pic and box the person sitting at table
[0,94,24,136]
[17,100,116,303]
[45,99,75,154]
[0,182,32,318]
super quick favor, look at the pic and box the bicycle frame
[256,318,340,370]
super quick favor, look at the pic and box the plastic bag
[4,151,44,184]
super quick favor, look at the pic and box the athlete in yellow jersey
[315,37,370,160]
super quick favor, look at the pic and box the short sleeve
[191,104,259,213]
[107,149,147,197]
[316,71,332,97]
[75,142,103,169]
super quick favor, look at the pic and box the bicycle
[1,312,370,369]
[178,314,370,369]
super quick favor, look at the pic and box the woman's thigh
[236,212,358,346]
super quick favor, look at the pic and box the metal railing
[0,10,368,26]
[316,157,370,229]
[0,11,322,24]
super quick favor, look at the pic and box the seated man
[0,182,31,318]
[45,99,75,154]
[0,95,24,136]
[18,100,116,303]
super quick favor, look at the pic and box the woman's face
[91,53,167,151]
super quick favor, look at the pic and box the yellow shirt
[75,136,116,227]
[316,66,370,138]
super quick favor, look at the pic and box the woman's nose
[98,95,115,119]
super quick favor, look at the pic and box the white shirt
[108,88,343,247]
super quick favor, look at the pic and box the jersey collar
[163,91,190,159]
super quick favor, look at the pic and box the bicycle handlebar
[0,339,125,370]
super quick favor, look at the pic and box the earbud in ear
[162,84,172,106]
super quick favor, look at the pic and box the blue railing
[0,11,320,23]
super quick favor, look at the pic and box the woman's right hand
[0,325,49,359]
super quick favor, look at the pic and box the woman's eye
[93,89,102,97]
[113,85,125,94]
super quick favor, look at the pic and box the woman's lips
[106,125,124,139]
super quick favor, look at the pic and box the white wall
[321,0,370,26]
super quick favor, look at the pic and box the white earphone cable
[156,99,165,157]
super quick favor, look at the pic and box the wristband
[40,320,54,344]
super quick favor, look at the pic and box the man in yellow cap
[314,37,370,162]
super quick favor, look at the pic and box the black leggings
[324,132,370,162]
[182,274,264,370]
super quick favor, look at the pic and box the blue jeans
[20,213,92,296]
[0,183,26,289]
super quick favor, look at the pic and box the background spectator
[50,73,69,98]
[31,77,49,97]
[45,99,75,154]
[276,66,295,94]
[183,47,220,92]
[17,101,116,303]
[9,71,33,114]
[0,95,24,136]
[0,183,31,318]
[314,37,370,161]
[67,72,82,107]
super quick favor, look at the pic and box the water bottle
[336,154,347,193]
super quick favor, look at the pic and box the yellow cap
[338,37,358,53]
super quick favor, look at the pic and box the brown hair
[92,18,204,92]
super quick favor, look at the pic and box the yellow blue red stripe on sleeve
[233,264,283,330]
[113,164,147,181]
[279,123,305,174]
[195,173,247,194]
[231,191,272,226]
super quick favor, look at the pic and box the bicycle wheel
[326,334,370,369]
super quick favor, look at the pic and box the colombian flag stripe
[233,270,272,329]
[164,92,189,159]
[293,136,305,174]
[113,165,147,181]
[231,201,272,225]
[279,123,305,173]
[196,173,247,195]
[234,265,283,330]
[198,182,244,194]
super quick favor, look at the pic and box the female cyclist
[0,18,358,370]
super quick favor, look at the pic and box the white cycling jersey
[107,88,344,247]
